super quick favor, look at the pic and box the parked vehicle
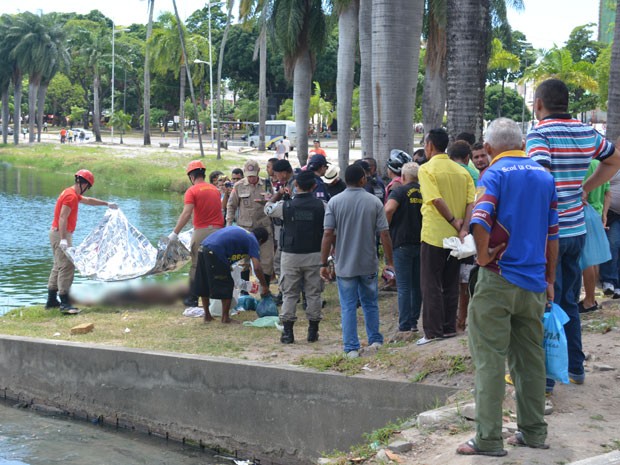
[72,128,94,141]
[247,120,297,150]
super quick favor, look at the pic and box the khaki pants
[279,251,322,322]
[47,229,74,295]
[469,267,547,451]
[190,226,221,282]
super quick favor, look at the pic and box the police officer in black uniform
[265,170,325,344]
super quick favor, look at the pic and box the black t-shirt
[326,179,346,198]
[387,182,422,248]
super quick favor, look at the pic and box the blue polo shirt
[202,225,260,265]
[471,151,559,292]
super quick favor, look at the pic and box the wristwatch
[320,263,329,267]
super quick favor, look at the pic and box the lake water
[0,163,186,314]
[0,400,225,464]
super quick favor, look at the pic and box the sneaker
[569,371,585,384]
[369,342,383,349]
[416,336,438,346]
[345,350,359,359]
[603,282,615,296]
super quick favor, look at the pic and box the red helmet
[75,169,94,187]
[186,160,206,175]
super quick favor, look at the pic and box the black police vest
[281,193,324,254]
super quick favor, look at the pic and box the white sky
[1,0,602,51]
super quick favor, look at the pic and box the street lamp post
[194,59,214,149]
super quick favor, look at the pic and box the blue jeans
[336,274,383,352]
[600,219,620,287]
[394,244,422,331]
[547,234,586,391]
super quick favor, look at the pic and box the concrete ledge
[0,335,455,464]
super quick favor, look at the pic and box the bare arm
[58,205,71,240]
[80,197,111,207]
[379,229,394,268]
[320,229,336,282]
[460,202,474,241]
[384,199,399,224]
[172,204,194,235]
[583,149,620,199]
[432,198,460,232]
[545,238,559,303]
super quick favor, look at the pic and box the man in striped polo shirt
[527,79,620,393]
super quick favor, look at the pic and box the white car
[72,128,94,142]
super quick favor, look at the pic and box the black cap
[308,154,329,167]
[273,159,293,172]
[295,170,317,185]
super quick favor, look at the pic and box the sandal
[507,431,549,449]
[456,439,507,457]
[578,300,598,314]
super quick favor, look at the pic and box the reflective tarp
[65,209,191,281]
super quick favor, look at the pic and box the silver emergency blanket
[65,208,191,281]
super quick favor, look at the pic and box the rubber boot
[45,289,60,309]
[280,321,295,344]
[59,294,80,314]
[307,320,320,343]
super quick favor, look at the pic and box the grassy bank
[0,142,241,193]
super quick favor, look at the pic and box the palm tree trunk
[13,73,22,145]
[294,48,313,166]
[358,0,373,159]
[336,0,359,172]
[36,81,48,143]
[216,3,233,160]
[606,0,620,143]
[257,27,267,152]
[28,77,40,143]
[179,63,186,148]
[371,0,424,173]
[2,87,9,144]
[422,5,447,137]
[143,0,154,146]
[93,72,102,142]
[446,0,491,141]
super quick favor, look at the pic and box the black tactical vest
[281,193,324,254]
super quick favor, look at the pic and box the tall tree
[1,13,26,144]
[605,0,620,143]
[358,0,373,159]
[335,0,359,170]
[216,0,235,160]
[269,0,327,166]
[143,0,155,146]
[0,43,12,145]
[422,0,447,135]
[446,0,491,141]
[371,0,424,171]
[150,12,189,148]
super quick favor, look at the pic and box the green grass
[0,143,241,194]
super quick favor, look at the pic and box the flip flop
[507,431,549,449]
[456,439,507,457]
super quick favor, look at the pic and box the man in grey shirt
[320,164,395,358]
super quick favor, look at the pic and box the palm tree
[0,51,11,145]
[216,0,235,160]
[446,0,491,141]
[334,0,359,171]
[0,14,26,145]
[487,37,520,117]
[422,0,447,135]
[109,110,132,144]
[525,47,598,91]
[607,0,620,143]
[358,0,373,159]
[269,0,327,166]
[371,0,425,171]
[150,12,189,148]
[143,0,155,146]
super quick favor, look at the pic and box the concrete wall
[0,335,455,464]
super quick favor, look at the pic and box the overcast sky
[0,0,602,51]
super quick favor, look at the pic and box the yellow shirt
[419,153,476,247]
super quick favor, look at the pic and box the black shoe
[578,300,599,313]
[59,294,80,315]
[45,289,60,309]
[307,320,320,343]
[281,321,295,344]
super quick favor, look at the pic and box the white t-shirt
[276,141,286,159]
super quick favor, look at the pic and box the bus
[247,120,297,150]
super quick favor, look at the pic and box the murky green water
[0,401,225,464]
[0,163,186,314]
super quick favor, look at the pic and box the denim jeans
[547,234,586,391]
[600,219,620,288]
[336,274,383,352]
[394,244,422,331]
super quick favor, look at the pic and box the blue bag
[579,203,611,269]
[235,294,257,311]
[543,303,570,384]
[256,294,278,317]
